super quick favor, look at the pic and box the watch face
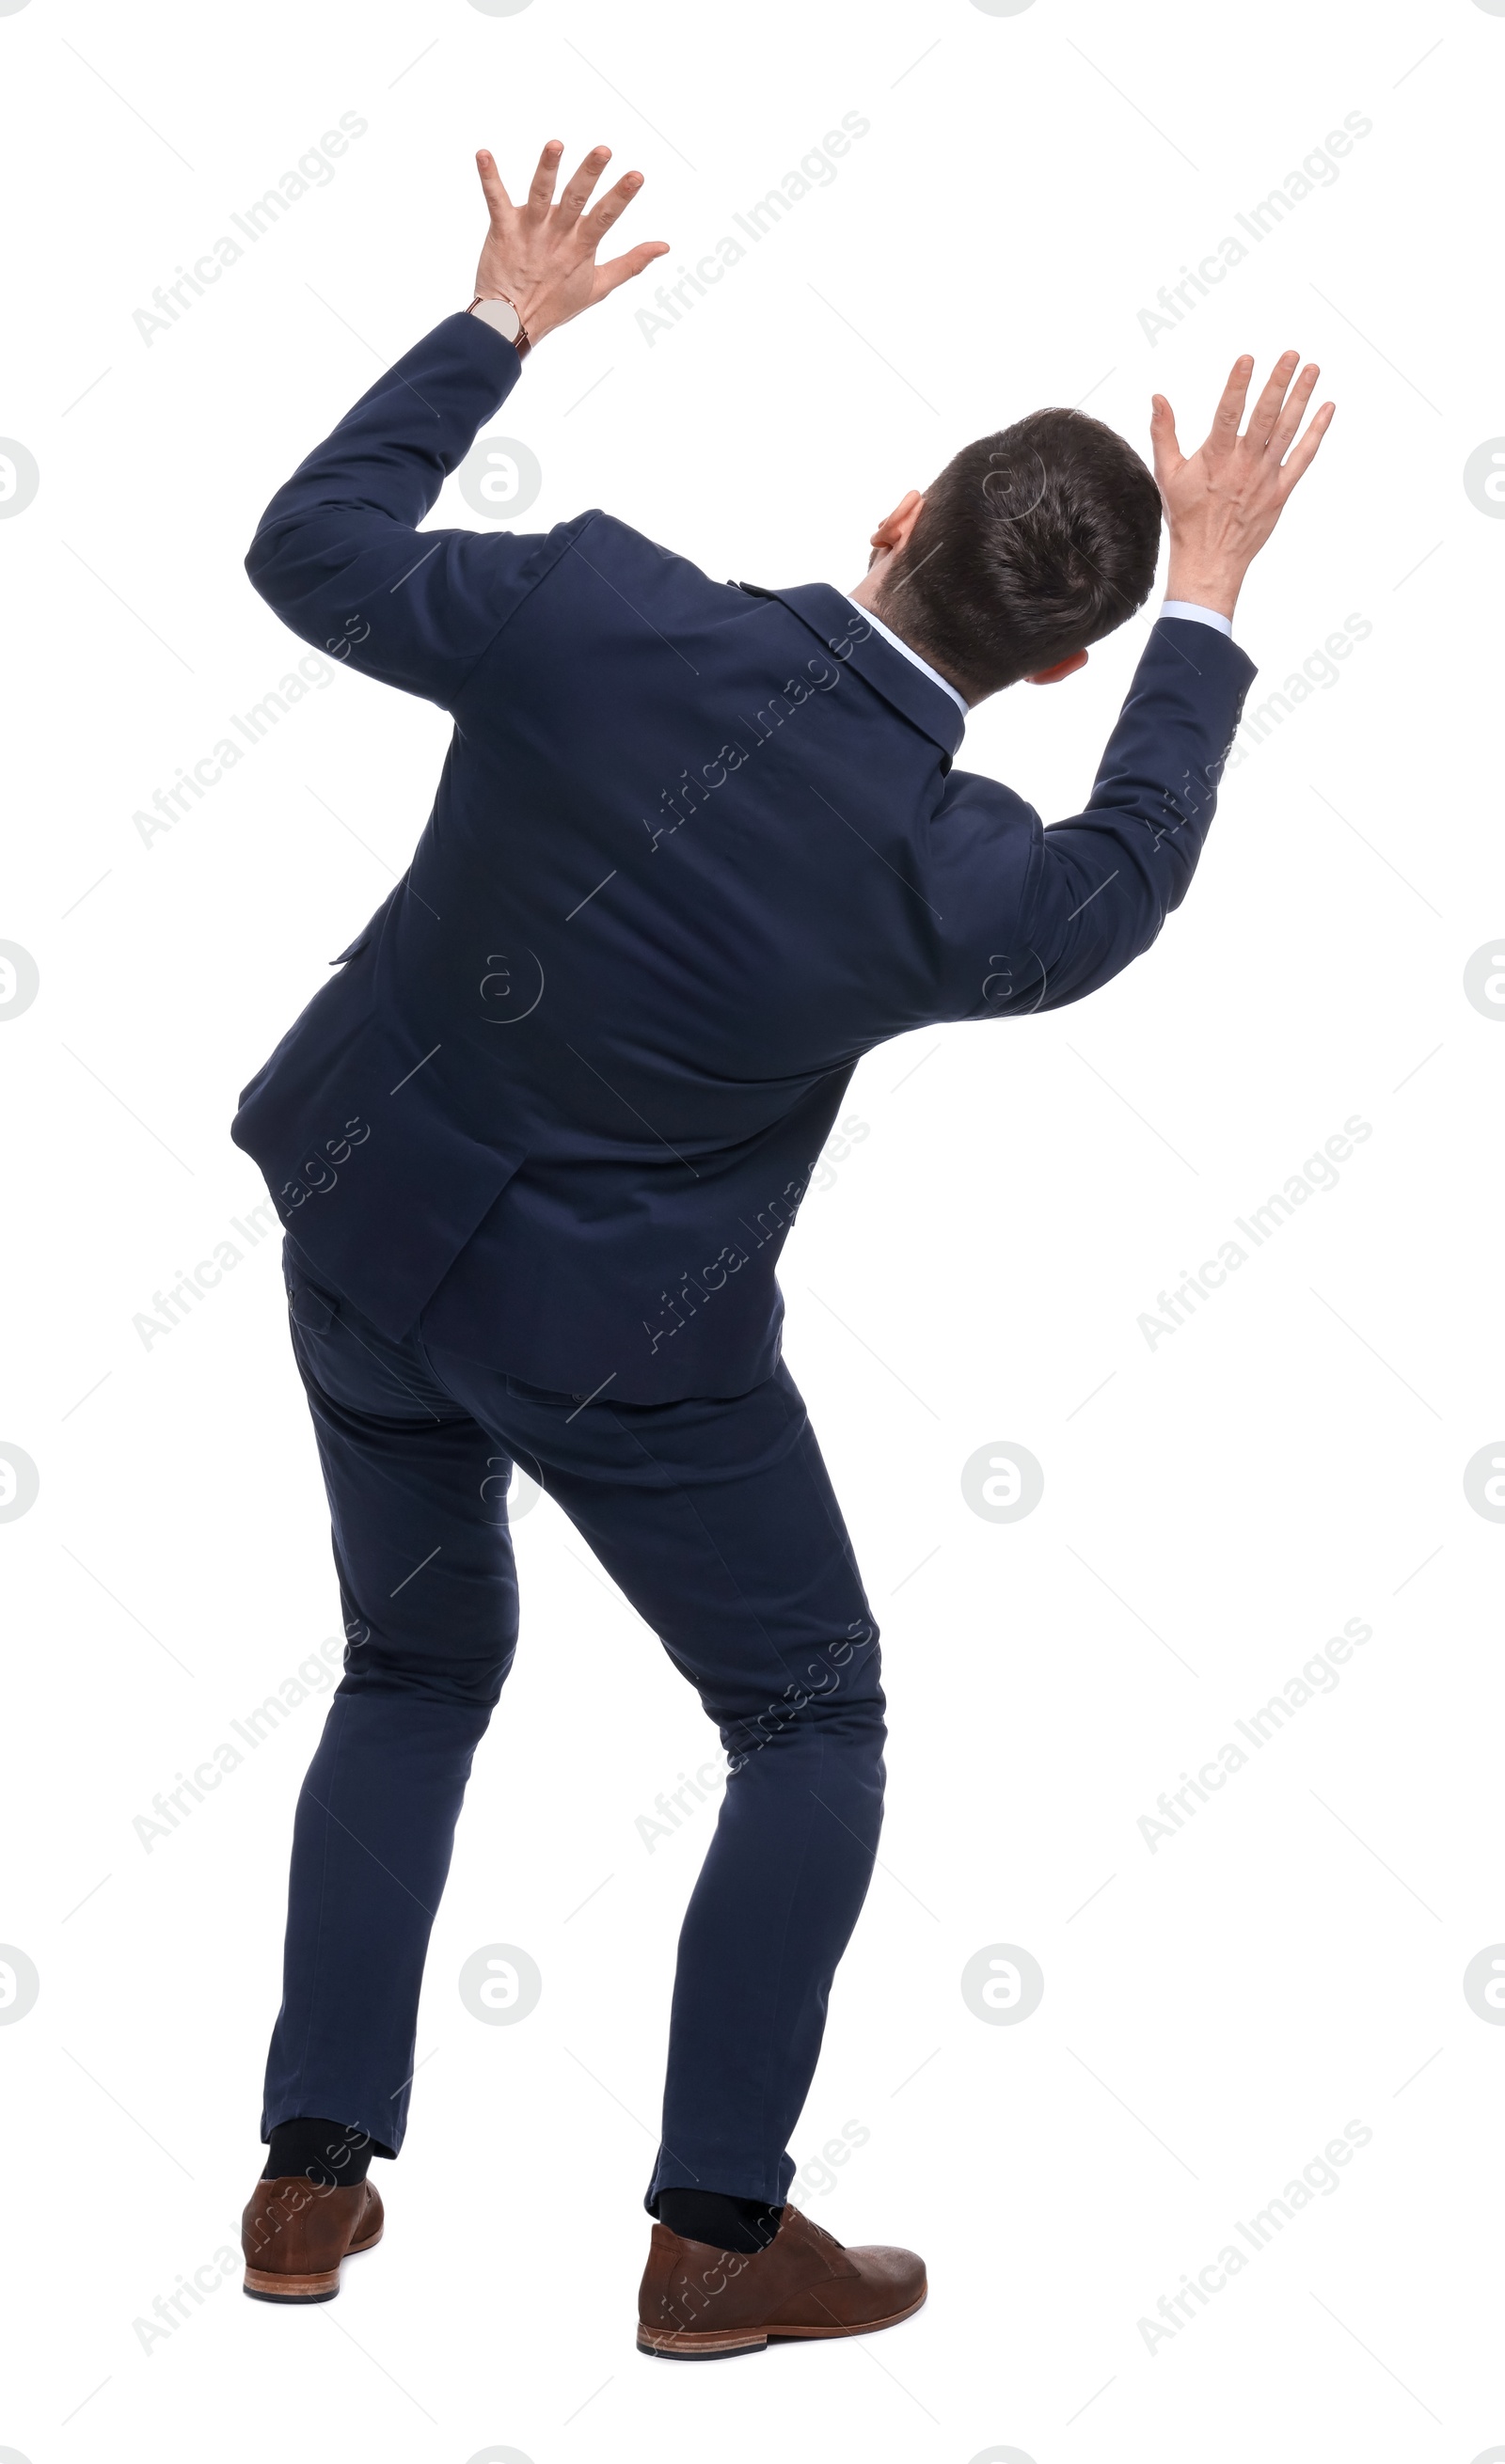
[473,297,521,341]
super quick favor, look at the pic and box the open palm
[1151,351,1336,613]
[472,140,668,346]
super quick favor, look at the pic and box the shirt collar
[838,592,970,720]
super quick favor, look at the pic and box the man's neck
[843,581,973,716]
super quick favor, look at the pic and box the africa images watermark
[1137,1114,1372,1351]
[131,1633,344,1851]
[810,1112,869,1193]
[1137,2121,1373,2355]
[640,1111,868,1359]
[132,1198,279,1348]
[131,652,338,851]
[785,2117,870,2209]
[642,1163,814,1358]
[132,2245,239,2357]
[636,610,877,1358]
[131,112,369,345]
[640,615,863,861]
[635,112,870,346]
[1137,1616,1374,1853]
[1137,110,1372,345]
[1223,612,1372,770]
[636,1758,726,1853]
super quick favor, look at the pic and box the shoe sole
[637,2282,927,2359]
[243,2223,384,2304]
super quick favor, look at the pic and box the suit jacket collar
[737,580,966,763]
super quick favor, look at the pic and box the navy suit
[235,314,1255,2203]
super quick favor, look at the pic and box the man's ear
[1025,649,1089,687]
[868,489,925,559]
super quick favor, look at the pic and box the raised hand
[1150,352,1336,619]
[472,139,669,346]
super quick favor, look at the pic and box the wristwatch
[467,292,531,357]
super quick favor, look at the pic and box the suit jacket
[231,312,1256,1402]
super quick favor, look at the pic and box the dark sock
[262,2116,374,2189]
[657,2188,784,2254]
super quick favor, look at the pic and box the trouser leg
[262,1690,498,2155]
[657,1620,885,2209]
[261,1250,521,2155]
[425,1347,886,2210]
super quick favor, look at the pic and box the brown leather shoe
[638,2202,926,2358]
[241,2174,384,2303]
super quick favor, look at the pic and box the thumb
[1149,393,1182,480]
[595,240,671,298]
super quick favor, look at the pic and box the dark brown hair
[875,409,1164,700]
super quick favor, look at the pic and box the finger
[1245,350,1302,446]
[557,143,612,229]
[1208,355,1255,447]
[525,138,563,217]
[1276,400,1336,490]
[592,239,671,299]
[475,149,513,220]
[581,168,647,247]
[1268,361,1320,458]
[1148,394,1183,483]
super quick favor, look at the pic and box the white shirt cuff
[1160,599,1233,640]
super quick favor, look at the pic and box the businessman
[233,140,1332,2350]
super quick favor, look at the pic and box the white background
[1,2,1501,2458]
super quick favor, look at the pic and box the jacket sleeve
[243,311,549,710]
[962,615,1257,1018]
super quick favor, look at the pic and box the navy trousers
[262,1239,886,2211]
